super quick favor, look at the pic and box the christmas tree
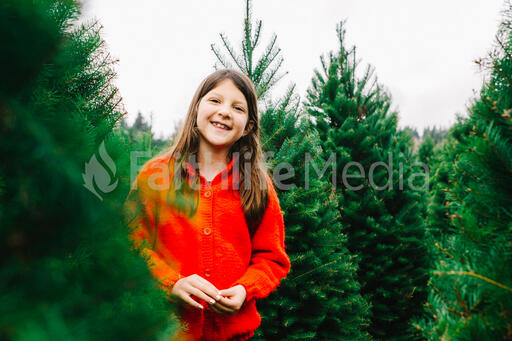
[0,0,177,339]
[211,1,371,339]
[305,21,430,340]
[120,111,171,156]
[416,5,512,339]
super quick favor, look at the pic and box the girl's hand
[208,284,247,315]
[170,274,222,310]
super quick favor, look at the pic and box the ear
[243,120,254,136]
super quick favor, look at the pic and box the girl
[125,69,291,340]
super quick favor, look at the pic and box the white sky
[81,0,504,139]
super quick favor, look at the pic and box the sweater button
[205,269,211,277]
[203,227,211,235]
[204,190,212,198]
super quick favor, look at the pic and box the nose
[218,104,232,117]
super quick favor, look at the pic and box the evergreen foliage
[417,128,457,244]
[422,126,448,144]
[257,90,372,341]
[417,126,449,166]
[0,1,177,339]
[416,6,512,339]
[305,21,430,340]
[120,111,171,156]
[210,0,287,101]
[418,135,436,166]
[211,1,371,339]
[5,0,511,339]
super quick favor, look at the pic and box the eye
[209,98,220,103]
[235,106,246,112]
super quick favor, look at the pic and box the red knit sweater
[125,153,291,340]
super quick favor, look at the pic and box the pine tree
[417,132,456,241]
[305,21,430,340]
[210,0,287,101]
[418,135,436,166]
[120,111,170,156]
[416,5,512,339]
[0,1,178,339]
[417,126,449,167]
[211,1,371,339]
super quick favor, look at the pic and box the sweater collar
[185,153,238,186]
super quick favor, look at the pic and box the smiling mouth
[211,121,231,130]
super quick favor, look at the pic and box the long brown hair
[158,69,269,236]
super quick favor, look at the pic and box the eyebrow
[209,92,247,106]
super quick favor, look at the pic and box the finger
[194,274,219,290]
[180,294,204,310]
[218,288,236,297]
[209,302,229,315]
[190,274,217,291]
[192,278,222,302]
[208,301,235,315]
[199,277,221,296]
[188,287,217,305]
[208,304,222,314]
[214,295,237,310]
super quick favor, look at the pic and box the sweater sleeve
[124,166,182,294]
[230,174,291,302]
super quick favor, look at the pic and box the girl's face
[196,78,253,155]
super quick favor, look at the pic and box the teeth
[212,122,229,130]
